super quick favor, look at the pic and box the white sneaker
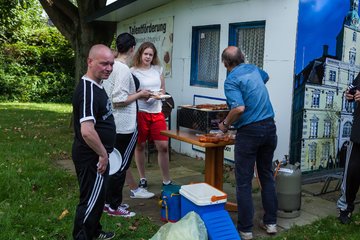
[260,221,277,234]
[239,231,253,240]
[130,188,155,199]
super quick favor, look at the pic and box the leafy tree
[0,27,75,103]
[0,0,75,103]
[38,0,116,82]
[0,0,45,43]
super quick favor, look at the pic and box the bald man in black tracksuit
[337,73,360,224]
[72,44,116,240]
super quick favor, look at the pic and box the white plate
[151,94,171,100]
[109,148,122,175]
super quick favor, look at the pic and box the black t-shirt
[351,74,360,143]
[72,77,116,159]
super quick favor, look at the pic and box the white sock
[163,180,171,185]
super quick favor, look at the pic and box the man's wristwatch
[222,120,229,128]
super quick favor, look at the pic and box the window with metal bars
[190,25,220,88]
[229,21,265,68]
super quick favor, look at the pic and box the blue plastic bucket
[160,184,181,222]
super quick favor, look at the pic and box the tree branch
[52,0,78,22]
[38,0,79,47]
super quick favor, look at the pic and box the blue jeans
[234,118,278,232]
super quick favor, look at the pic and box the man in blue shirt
[219,46,277,240]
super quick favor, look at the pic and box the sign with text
[126,17,174,77]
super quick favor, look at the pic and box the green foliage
[0,0,23,43]
[0,1,75,103]
[0,25,75,103]
[0,0,45,44]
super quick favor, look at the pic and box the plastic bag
[150,211,208,240]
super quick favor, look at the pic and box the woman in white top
[102,34,155,217]
[131,42,172,188]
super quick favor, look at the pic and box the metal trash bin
[275,162,301,218]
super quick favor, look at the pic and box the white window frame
[312,91,320,108]
[190,25,220,88]
[310,118,319,138]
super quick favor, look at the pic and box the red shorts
[137,112,168,143]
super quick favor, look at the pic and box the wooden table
[161,129,237,211]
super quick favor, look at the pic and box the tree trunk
[38,0,116,85]
[73,17,116,82]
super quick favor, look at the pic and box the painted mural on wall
[291,0,358,172]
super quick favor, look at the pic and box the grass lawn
[263,214,360,240]
[0,103,159,240]
[1,102,360,240]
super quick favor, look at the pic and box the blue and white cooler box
[180,182,227,217]
[180,183,240,240]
